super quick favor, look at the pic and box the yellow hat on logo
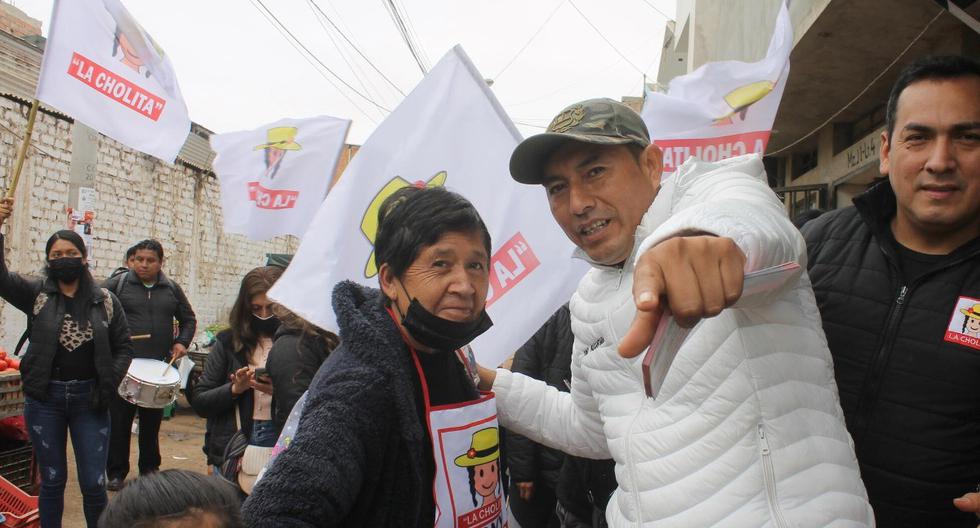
[960,303,980,320]
[254,127,301,151]
[454,428,500,467]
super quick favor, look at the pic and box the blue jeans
[25,380,110,528]
[250,419,277,447]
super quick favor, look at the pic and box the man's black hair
[132,239,164,261]
[125,245,137,260]
[374,186,491,279]
[886,55,980,138]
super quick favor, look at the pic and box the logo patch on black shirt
[944,295,980,351]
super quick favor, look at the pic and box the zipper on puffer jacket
[758,424,790,528]
[852,283,908,441]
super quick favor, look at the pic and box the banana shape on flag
[360,171,448,278]
[713,80,775,125]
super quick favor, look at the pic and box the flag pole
[5,99,40,199]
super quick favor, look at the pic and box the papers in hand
[641,262,801,399]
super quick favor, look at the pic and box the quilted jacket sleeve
[493,349,610,460]
[635,154,805,301]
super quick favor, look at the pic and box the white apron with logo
[411,347,508,528]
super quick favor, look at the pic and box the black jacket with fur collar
[243,281,477,527]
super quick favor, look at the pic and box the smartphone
[253,367,270,381]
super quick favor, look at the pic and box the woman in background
[191,266,283,472]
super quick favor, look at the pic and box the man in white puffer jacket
[478,99,874,527]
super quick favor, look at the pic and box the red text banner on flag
[457,497,502,528]
[486,232,540,308]
[656,131,770,172]
[68,52,165,121]
[247,182,300,210]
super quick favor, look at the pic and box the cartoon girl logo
[454,427,501,508]
[253,127,302,181]
[960,303,980,338]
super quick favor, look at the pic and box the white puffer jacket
[493,155,874,527]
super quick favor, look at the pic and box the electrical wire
[0,121,57,159]
[251,0,390,117]
[250,0,379,123]
[567,0,647,76]
[768,9,944,156]
[393,0,431,69]
[308,0,406,96]
[493,0,566,81]
[638,0,671,21]
[319,0,400,100]
[306,0,388,121]
[382,0,429,74]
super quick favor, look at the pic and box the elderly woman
[243,186,502,527]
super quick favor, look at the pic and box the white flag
[641,1,791,172]
[36,0,191,162]
[269,45,586,368]
[211,116,350,241]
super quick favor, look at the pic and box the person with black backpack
[0,197,133,527]
[102,239,196,491]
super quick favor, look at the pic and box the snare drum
[118,358,181,409]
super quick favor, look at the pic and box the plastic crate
[0,474,37,527]
[0,374,23,421]
[0,446,33,494]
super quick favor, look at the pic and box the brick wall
[0,96,300,350]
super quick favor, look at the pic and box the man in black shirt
[802,55,980,527]
[103,239,196,491]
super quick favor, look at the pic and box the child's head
[98,470,242,528]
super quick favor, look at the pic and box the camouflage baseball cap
[509,98,650,184]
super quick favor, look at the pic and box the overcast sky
[11,0,673,143]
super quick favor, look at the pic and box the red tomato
[6,359,19,370]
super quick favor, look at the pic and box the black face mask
[398,297,493,352]
[252,314,281,336]
[47,257,85,283]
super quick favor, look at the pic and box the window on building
[833,104,886,154]
[791,149,818,180]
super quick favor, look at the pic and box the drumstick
[161,353,179,376]
[131,334,151,340]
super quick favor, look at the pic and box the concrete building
[656,0,980,219]
[0,10,358,349]
[0,2,39,39]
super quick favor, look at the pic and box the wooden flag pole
[5,99,40,199]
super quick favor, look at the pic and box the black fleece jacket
[266,326,334,434]
[242,281,479,527]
